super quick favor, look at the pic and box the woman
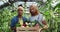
[29,4,49,32]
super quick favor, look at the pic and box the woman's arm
[39,20,49,32]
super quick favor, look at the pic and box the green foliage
[0,7,17,32]
[0,1,60,32]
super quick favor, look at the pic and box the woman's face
[29,6,37,14]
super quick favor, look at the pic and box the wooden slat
[16,27,40,32]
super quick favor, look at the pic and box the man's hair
[18,4,23,7]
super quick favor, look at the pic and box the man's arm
[10,18,16,32]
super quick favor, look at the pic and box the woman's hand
[43,25,49,29]
[39,25,49,32]
[39,28,43,32]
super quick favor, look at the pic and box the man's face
[29,6,36,14]
[18,6,23,16]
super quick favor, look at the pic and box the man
[10,5,27,32]
[29,4,49,32]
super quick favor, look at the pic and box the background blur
[0,0,60,32]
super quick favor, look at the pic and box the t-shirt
[29,13,45,27]
[11,16,27,27]
[19,18,23,26]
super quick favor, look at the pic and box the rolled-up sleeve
[38,14,47,27]
[11,18,16,27]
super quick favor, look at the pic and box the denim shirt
[10,16,27,32]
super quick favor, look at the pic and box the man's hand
[11,27,16,32]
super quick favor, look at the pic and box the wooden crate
[16,27,40,32]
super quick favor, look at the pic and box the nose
[31,10,34,12]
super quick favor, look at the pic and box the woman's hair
[29,4,39,15]
[30,4,38,10]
